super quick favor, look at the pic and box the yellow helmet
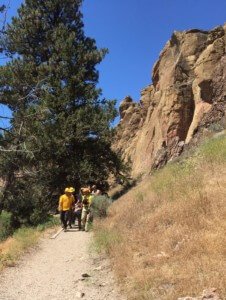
[65,187,75,193]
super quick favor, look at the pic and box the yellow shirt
[59,194,74,211]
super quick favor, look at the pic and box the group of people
[58,185,101,232]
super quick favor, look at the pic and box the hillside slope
[95,134,226,299]
[113,24,226,177]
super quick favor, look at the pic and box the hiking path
[0,227,125,300]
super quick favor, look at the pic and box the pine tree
[0,0,122,225]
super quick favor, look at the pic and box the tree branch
[0,146,36,153]
[0,115,12,119]
[0,0,10,33]
[0,126,12,134]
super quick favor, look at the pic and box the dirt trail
[0,227,125,300]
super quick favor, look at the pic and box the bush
[0,211,13,242]
[91,195,112,218]
[36,215,60,231]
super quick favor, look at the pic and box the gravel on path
[0,227,125,300]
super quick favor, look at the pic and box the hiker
[68,189,76,228]
[91,184,101,196]
[58,187,75,231]
[74,201,82,230]
[81,187,93,232]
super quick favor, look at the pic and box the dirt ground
[0,226,125,300]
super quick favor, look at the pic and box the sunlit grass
[0,216,60,270]
[94,135,226,299]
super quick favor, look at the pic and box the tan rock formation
[113,25,226,177]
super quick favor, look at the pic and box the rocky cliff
[113,24,226,177]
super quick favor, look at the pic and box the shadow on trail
[65,229,81,232]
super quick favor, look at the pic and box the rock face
[113,24,226,177]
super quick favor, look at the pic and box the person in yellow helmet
[58,187,75,231]
[81,187,93,232]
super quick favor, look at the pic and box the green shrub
[36,215,60,231]
[0,211,13,242]
[208,122,224,132]
[91,195,112,218]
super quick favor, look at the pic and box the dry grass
[94,135,226,299]
[0,228,41,269]
[0,218,60,270]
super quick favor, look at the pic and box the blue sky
[1,0,226,126]
[82,0,226,103]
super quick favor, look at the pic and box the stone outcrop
[113,24,226,176]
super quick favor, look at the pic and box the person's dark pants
[60,210,69,229]
[67,209,74,227]
[71,210,76,224]
[74,211,82,230]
